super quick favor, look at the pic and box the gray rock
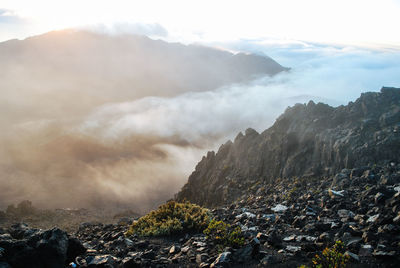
[367,214,380,224]
[393,214,400,223]
[338,209,355,219]
[271,204,288,212]
[181,246,190,254]
[358,244,373,256]
[169,245,180,254]
[196,253,208,264]
[283,235,296,242]
[142,250,155,260]
[211,252,231,268]
[373,250,396,257]
[0,262,11,268]
[345,251,359,262]
[260,255,278,265]
[286,245,301,253]
[86,255,117,267]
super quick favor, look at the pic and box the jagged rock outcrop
[177,87,400,206]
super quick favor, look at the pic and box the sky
[1,0,400,48]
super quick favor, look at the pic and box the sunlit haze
[1,0,400,48]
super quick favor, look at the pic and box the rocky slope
[176,87,400,207]
[1,162,399,267]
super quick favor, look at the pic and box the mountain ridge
[176,87,400,206]
[0,29,288,126]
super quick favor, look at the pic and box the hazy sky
[1,0,400,48]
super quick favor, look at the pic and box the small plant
[300,241,349,268]
[285,186,298,201]
[126,201,210,236]
[203,219,245,249]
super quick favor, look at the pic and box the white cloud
[2,0,400,47]
[82,43,400,147]
[83,23,168,38]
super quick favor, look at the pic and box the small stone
[169,245,180,254]
[193,241,207,247]
[199,262,210,268]
[210,252,231,268]
[236,212,256,220]
[367,214,379,223]
[0,234,12,240]
[362,232,377,243]
[296,235,316,242]
[345,251,359,262]
[375,192,385,204]
[271,204,288,212]
[338,209,355,219]
[256,232,268,242]
[196,254,209,264]
[286,245,301,253]
[260,255,278,265]
[142,250,156,260]
[197,247,207,252]
[358,245,373,256]
[86,255,117,267]
[0,262,12,268]
[283,235,296,242]
[261,214,276,221]
[318,232,331,242]
[181,246,190,253]
[329,189,345,197]
[373,250,396,257]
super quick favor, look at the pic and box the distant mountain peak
[0,29,288,124]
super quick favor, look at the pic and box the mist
[1,31,399,213]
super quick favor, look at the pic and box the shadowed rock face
[177,87,400,206]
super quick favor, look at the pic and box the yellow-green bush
[203,219,245,248]
[126,201,210,236]
[300,241,349,268]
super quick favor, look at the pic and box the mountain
[176,87,400,206]
[0,29,287,126]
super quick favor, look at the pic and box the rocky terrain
[1,162,399,267]
[1,87,399,267]
[177,87,400,206]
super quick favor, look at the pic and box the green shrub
[300,241,349,268]
[126,201,210,236]
[203,219,245,248]
[285,186,298,201]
